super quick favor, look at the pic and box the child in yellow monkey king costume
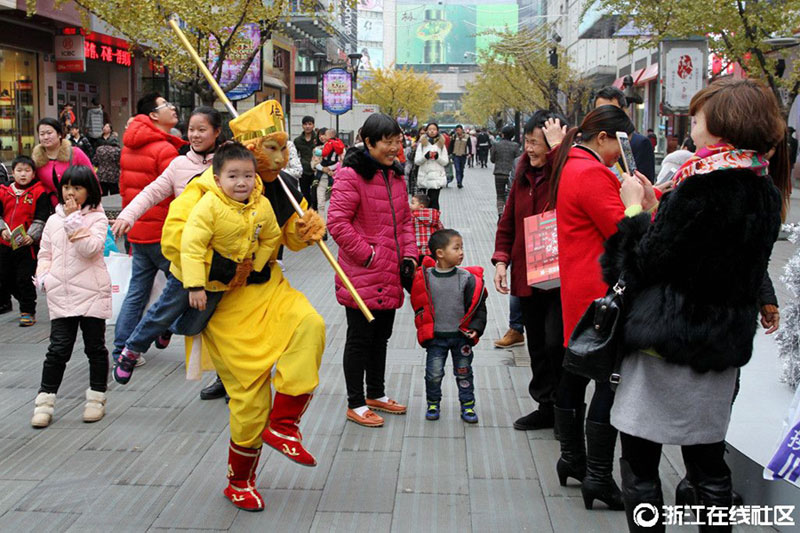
[161,100,327,512]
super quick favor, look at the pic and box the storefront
[0,47,38,160]
[55,29,133,136]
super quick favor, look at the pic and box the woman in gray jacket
[490,126,521,217]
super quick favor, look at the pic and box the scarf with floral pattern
[672,142,769,186]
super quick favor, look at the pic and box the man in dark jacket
[490,125,521,217]
[448,125,472,188]
[476,129,491,168]
[294,115,319,206]
[594,87,656,182]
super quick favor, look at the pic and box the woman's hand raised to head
[543,118,567,149]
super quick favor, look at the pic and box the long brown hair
[549,105,634,207]
[689,78,791,219]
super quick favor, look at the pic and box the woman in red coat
[549,105,644,512]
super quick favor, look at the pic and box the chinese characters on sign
[83,41,132,67]
[54,35,86,73]
[322,68,353,115]
[661,41,706,113]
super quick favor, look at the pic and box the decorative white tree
[777,224,800,388]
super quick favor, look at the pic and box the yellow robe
[162,167,326,447]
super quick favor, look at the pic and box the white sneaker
[135,355,146,367]
[31,392,56,428]
[83,388,106,423]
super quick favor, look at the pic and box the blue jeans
[124,273,223,353]
[112,243,171,358]
[509,295,523,333]
[452,155,467,186]
[425,336,475,404]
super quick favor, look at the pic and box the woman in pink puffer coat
[32,166,111,429]
[328,114,417,428]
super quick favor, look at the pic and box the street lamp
[312,52,327,104]
[347,52,363,85]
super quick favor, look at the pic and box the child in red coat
[410,193,443,263]
[410,229,488,423]
[0,156,50,326]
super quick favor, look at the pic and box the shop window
[0,47,38,160]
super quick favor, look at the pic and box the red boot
[222,441,265,512]
[261,393,316,467]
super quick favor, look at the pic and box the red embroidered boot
[222,441,264,512]
[261,393,316,467]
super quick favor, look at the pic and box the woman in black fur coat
[601,78,790,533]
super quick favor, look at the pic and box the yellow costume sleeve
[180,193,217,288]
[162,167,216,273]
[282,198,312,252]
[252,198,282,272]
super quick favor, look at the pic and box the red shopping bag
[524,210,560,290]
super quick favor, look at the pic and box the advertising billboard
[323,68,353,115]
[208,23,262,101]
[395,0,518,65]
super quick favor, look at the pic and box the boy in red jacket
[410,229,488,423]
[0,156,50,326]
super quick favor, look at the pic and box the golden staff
[168,18,374,322]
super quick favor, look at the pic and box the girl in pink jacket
[32,166,112,429]
[328,114,418,429]
[112,107,222,238]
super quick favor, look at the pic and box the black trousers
[41,316,109,393]
[0,245,37,314]
[420,188,441,211]
[556,369,616,423]
[343,307,396,409]
[300,173,316,209]
[101,182,119,196]
[519,291,564,407]
[620,433,729,481]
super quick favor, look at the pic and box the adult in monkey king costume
[161,100,327,512]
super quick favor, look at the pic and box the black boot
[200,374,227,400]
[582,420,624,510]
[554,404,586,486]
[695,469,733,533]
[513,403,554,430]
[620,458,665,533]
[677,475,742,508]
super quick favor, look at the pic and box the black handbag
[563,276,626,384]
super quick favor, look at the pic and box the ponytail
[549,127,580,207]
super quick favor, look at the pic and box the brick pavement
[0,164,777,532]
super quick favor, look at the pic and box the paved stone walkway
[0,164,777,532]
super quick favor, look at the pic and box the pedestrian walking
[410,192,443,262]
[112,93,186,367]
[406,126,426,196]
[476,129,491,167]
[67,124,94,160]
[492,112,568,431]
[414,122,449,211]
[0,156,49,326]
[317,129,344,224]
[467,129,477,168]
[32,117,93,206]
[410,229,488,423]
[490,125,521,217]
[294,115,320,205]
[85,97,108,147]
[94,123,121,196]
[328,113,417,428]
[605,78,787,532]
[549,105,636,511]
[448,125,472,188]
[31,166,111,428]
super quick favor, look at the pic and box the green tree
[26,0,321,106]
[592,0,800,114]
[355,66,441,122]
[461,27,592,126]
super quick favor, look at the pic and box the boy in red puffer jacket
[410,229,488,424]
[114,93,187,364]
[0,156,50,326]
[410,193,443,263]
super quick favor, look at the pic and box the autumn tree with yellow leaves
[356,66,441,123]
[25,0,321,106]
[462,27,592,126]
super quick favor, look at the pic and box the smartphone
[616,132,637,176]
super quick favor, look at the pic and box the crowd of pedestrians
[0,77,792,530]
